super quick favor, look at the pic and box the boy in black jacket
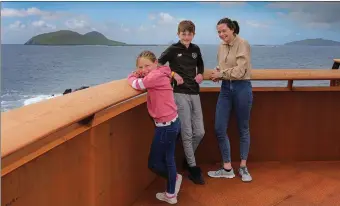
[158,20,205,185]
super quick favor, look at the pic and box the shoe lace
[240,167,249,175]
[215,168,224,175]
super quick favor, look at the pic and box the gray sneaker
[207,168,235,178]
[238,167,252,182]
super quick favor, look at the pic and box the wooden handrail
[1,69,340,160]
[1,79,144,158]
[203,69,340,80]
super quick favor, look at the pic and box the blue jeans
[215,80,253,163]
[148,118,181,194]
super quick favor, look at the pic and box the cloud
[1,7,44,17]
[32,20,56,29]
[120,24,130,33]
[268,2,340,29]
[65,19,90,29]
[158,12,176,24]
[138,25,147,31]
[1,7,65,20]
[2,7,184,44]
[103,12,184,44]
[245,20,269,28]
[1,7,94,43]
[148,12,183,25]
[2,19,58,43]
[148,14,156,20]
[9,21,26,29]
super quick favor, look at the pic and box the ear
[154,59,159,65]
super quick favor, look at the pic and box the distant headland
[284,38,340,46]
[24,30,127,46]
[24,31,340,47]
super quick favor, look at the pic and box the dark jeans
[148,118,181,194]
[215,80,253,163]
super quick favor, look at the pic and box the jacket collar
[222,34,238,46]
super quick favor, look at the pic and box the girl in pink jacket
[127,50,182,204]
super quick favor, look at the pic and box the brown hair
[178,20,195,34]
[136,50,157,67]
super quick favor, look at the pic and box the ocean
[1,44,339,112]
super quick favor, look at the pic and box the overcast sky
[1,1,340,45]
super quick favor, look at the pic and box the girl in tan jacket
[208,17,253,183]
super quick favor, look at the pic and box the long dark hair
[217,18,240,35]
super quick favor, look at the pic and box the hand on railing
[211,66,222,83]
[132,70,148,78]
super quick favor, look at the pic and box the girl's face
[137,57,158,75]
[217,23,234,44]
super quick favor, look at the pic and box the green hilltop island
[24,30,126,46]
[284,38,340,46]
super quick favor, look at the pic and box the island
[24,30,126,46]
[284,38,340,46]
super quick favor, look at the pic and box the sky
[1,1,340,45]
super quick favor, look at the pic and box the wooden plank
[334,59,340,64]
[1,79,144,158]
[133,162,340,206]
[200,86,340,92]
[203,69,340,80]
[292,87,340,91]
[2,69,340,160]
[1,122,92,176]
[1,105,157,206]
[92,94,147,127]
[195,91,340,163]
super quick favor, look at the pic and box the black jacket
[158,41,204,94]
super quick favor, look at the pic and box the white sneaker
[207,168,235,178]
[156,192,177,204]
[175,174,182,196]
[238,167,252,182]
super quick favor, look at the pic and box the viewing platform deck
[133,162,340,206]
[1,59,340,206]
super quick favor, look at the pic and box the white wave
[24,94,62,106]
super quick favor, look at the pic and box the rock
[63,86,89,95]
[63,89,72,95]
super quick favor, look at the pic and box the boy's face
[178,31,194,47]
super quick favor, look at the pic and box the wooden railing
[331,58,340,86]
[204,68,340,91]
[1,68,340,176]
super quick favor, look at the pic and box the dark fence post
[331,59,340,86]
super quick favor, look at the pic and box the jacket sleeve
[158,46,173,65]
[127,69,169,90]
[221,40,250,80]
[197,47,204,75]
[127,73,146,91]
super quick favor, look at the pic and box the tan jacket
[217,35,251,80]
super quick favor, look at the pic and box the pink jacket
[127,66,178,123]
